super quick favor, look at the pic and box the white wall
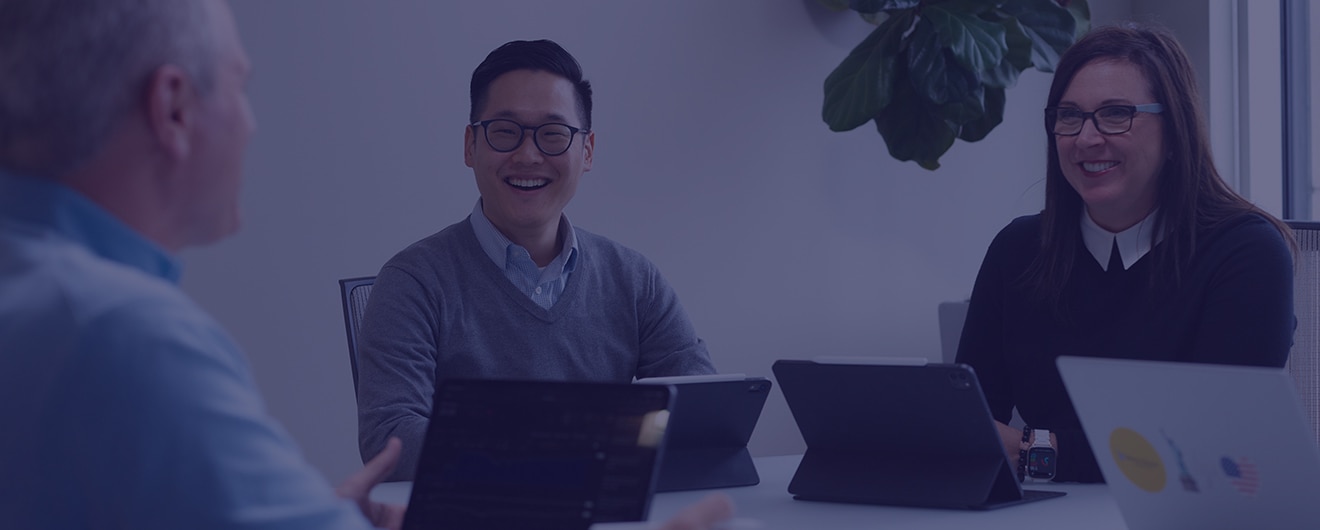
[1130,0,1211,117]
[182,0,1134,483]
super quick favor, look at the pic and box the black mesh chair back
[338,276,376,392]
[1287,221,1320,444]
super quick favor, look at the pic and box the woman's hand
[999,421,1059,479]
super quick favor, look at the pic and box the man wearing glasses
[356,40,717,479]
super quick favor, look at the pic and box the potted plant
[819,0,1091,169]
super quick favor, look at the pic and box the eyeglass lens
[1051,106,1137,135]
[482,119,576,155]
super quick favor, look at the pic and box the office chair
[338,276,376,392]
[1287,221,1320,444]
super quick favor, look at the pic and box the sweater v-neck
[461,218,581,323]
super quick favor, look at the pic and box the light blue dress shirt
[0,171,371,529]
[469,199,579,309]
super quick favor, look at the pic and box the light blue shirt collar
[0,170,181,283]
[469,199,578,274]
[1080,207,1162,272]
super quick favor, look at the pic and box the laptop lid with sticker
[1058,356,1320,530]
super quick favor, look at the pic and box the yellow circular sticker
[1109,427,1166,492]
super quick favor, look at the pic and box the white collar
[1080,208,1162,271]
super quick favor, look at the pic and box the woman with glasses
[955,23,1295,483]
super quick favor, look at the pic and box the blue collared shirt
[469,199,579,309]
[0,171,370,529]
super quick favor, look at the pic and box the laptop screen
[403,379,673,530]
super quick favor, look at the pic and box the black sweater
[955,212,1293,483]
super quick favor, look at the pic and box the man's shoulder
[0,231,240,400]
[0,230,192,327]
[383,218,478,268]
[573,226,654,271]
[403,218,474,251]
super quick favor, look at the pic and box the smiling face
[464,69,593,240]
[1056,59,1166,232]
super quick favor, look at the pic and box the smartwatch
[1020,427,1057,482]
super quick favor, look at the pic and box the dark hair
[468,39,592,130]
[1026,22,1293,306]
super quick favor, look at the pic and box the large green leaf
[816,0,850,12]
[822,12,911,132]
[1002,0,1075,72]
[980,58,1019,89]
[848,0,919,14]
[930,0,999,15]
[820,0,1089,170]
[978,17,1033,88]
[923,4,1007,74]
[1066,0,1092,41]
[958,86,1006,142]
[859,11,890,25]
[876,63,958,170]
[939,84,986,127]
[999,18,1036,72]
[906,18,976,105]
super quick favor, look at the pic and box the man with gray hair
[0,1,732,529]
[0,0,412,527]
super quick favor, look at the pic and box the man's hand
[336,437,407,530]
[655,493,734,530]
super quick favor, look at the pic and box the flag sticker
[1220,456,1260,497]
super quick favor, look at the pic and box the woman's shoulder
[1196,211,1291,262]
[977,213,1044,269]
[1003,213,1043,232]
[1202,211,1288,245]
[990,213,1044,247]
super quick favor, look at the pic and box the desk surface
[371,454,1128,529]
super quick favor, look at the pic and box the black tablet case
[651,377,771,492]
[772,360,1065,510]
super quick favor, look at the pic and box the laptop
[636,374,772,492]
[1057,356,1320,530]
[772,358,1065,510]
[402,379,675,530]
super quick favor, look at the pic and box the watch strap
[1031,428,1052,449]
[1017,426,1032,482]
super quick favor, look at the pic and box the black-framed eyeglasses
[470,119,588,156]
[1044,103,1164,136]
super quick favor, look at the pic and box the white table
[372,454,1128,529]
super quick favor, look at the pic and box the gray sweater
[356,217,716,479]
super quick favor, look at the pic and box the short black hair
[469,39,593,130]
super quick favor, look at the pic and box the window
[1202,0,1313,220]
[1283,0,1317,219]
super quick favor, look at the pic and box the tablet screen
[403,380,672,530]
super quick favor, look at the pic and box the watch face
[1028,447,1057,478]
